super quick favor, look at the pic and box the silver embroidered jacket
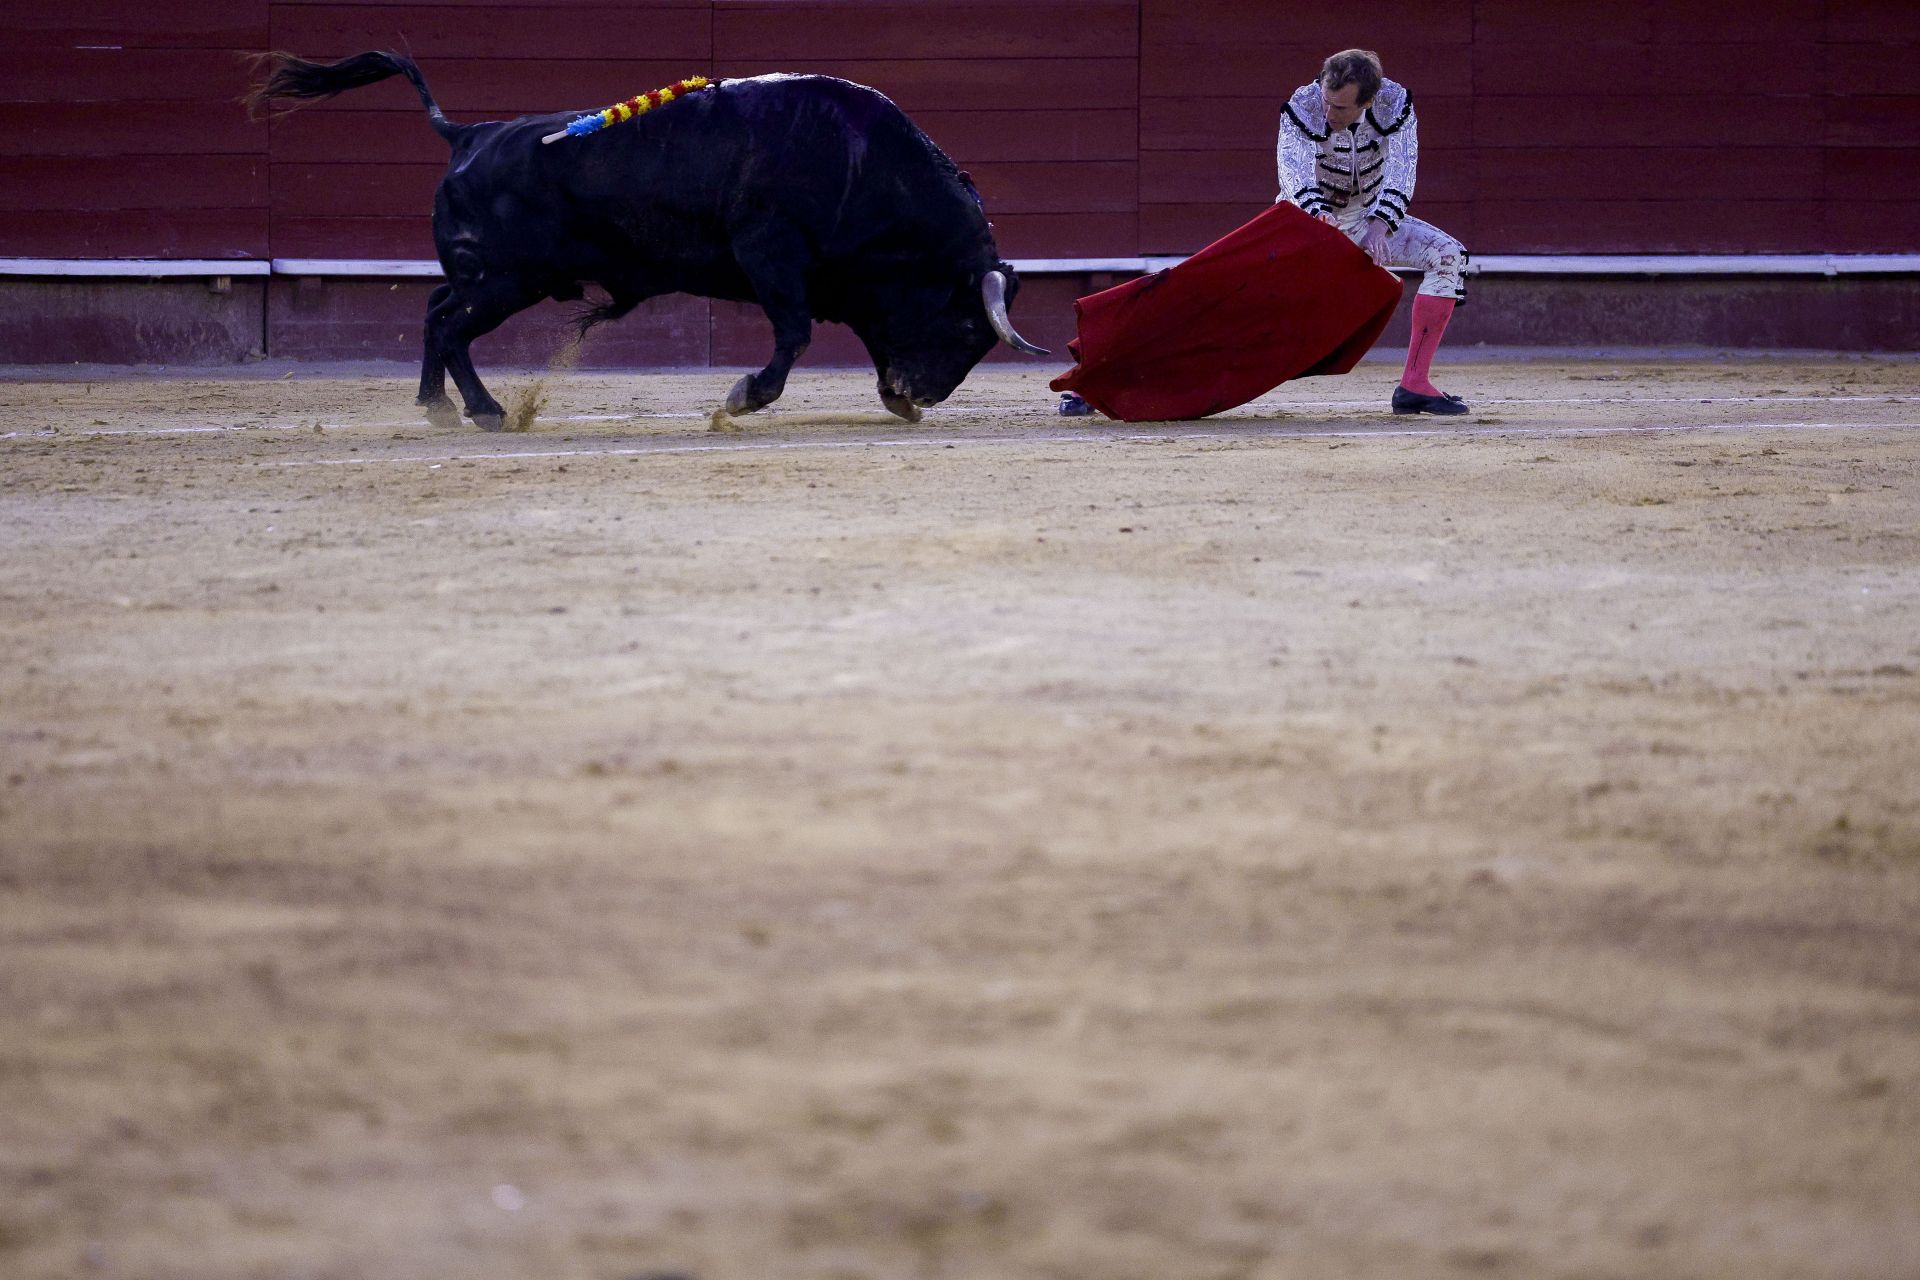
[1276,77,1418,232]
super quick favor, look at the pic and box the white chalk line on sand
[1298,393,1920,410]
[0,412,636,441]
[5,394,1920,441]
[264,419,1920,468]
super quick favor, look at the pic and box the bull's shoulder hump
[722,72,897,106]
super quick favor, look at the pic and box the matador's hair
[1320,49,1383,103]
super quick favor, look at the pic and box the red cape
[1049,203,1403,422]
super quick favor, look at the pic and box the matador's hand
[1360,220,1391,266]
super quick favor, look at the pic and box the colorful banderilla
[541,76,713,145]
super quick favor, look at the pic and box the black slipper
[1392,385,1470,415]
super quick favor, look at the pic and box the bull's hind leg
[430,285,534,431]
[725,222,812,415]
[415,284,463,429]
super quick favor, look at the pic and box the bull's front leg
[726,325,809,415]
[726,224,812,415]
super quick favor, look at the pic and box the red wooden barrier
[0,3,269,258]
[1,2,1915,307]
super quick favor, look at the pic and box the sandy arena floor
[2,357,1918,1280]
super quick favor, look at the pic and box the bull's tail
[245,51,459,143]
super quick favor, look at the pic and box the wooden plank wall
[0,0,269,257]
[712,0,1140,256]
[1145,0,1920,255]
[263,0,1138,259]
[1141,0,1474,255]
[2,1,1915,262]
[267,0,712,256]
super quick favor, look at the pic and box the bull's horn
[982,271,1049,356]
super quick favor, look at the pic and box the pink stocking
[1401,294,1455,396]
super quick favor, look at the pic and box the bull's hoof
[725,374,769,416]
[472,411,507,433]
[880,390,922,423]
[418,396,462,430]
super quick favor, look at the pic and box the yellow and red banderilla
[542,76,713,145]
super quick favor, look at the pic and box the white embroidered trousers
[1328,209,1467,302]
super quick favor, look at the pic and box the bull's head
[857,261,1048,421]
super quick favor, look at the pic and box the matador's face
[1320,80,1370,129]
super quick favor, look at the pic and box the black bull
[249,53,1049,429]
